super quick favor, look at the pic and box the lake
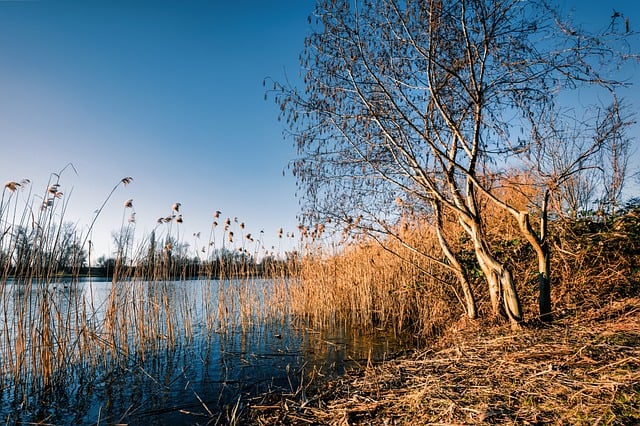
[0,277,404,425]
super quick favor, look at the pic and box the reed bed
[287,186,640,341]
[250,188,640,424]
[0,271,294,420]
[2,167,638,423]
[0,171,298,422]
[287,221,475,340]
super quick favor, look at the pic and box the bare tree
[274,0,636,323]
[56,222,87,271]
[111,227,134,266]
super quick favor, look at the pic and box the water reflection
[0,278,405,425]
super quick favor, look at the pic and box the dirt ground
[245,298,640,425]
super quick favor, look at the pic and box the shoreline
[245,297,640,425]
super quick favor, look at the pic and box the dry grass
[0,171,297,416]
[260,202,640,425]
[288,222,464,340]
[247,297,640,425]
[2,168,638,424]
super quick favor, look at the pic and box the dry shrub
[551,210,640,309]
[476,173,640,316]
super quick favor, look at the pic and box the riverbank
[245,297,640,425]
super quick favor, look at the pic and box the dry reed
[0,170,297,422]
[3,164,636,423]
[287,219,470,341]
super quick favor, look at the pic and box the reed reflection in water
[0,277,402,425]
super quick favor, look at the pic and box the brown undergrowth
[241,205,640,425]
[246,296,640,425]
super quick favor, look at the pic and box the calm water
[0,278,404,425]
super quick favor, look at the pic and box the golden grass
[1,167,638,424]
[287,218,484,341]
[285,174,640,339]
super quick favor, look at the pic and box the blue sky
[0,0,638,262]
[0,1,313,261]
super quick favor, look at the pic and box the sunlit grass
[287,221,462,340]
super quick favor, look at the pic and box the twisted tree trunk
[433,200,477,319]
[465,219,522,324]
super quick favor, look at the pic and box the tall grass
[286,184,640,341]
[286,221,463,340]
[0,170,297,418]
[3,167,635,421]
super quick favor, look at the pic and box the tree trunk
[464,219,523,324]
[538,246,552,322]
[433,200,477,319]
[517,221,551,321]
[497,265,523,324]
[538,192,553,321]
[516,191,552,321]
[476,245,522,323]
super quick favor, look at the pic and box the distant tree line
[95,246,297,280]
[0,222,87,278]
[0,223,297,280]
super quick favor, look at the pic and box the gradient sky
[0,0,638,262]
[0,1,313,261]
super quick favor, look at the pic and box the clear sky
[0,1,313,261]
[0,0,638,263]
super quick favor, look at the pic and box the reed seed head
[42,198,54,209]
[121,176,133,185]
[4,181,20,192]
[124,199,133,208]
[176,214,183,223]
[172,202,181,212]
